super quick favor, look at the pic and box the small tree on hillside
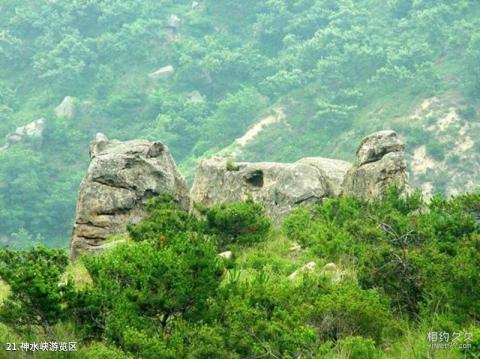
[0,246,73,336]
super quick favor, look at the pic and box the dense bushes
[0,247,72,336]
[75,235,223,355]
[204,199,272,248]
[129,194,271,249]
[0,192,478,357]
[284,187,480,323]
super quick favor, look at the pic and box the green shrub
[127,194,200,243]
[311,280,396,343]
[459,326,480,358]
[205,199,271,248]
[75,232,223,352]
[226,159,240,171]
[426,141,445,161]
[336,336,385,359]
[217,273,323,358]
[74,343,131,359]
[283,188,480,322]
[0,246,72,336]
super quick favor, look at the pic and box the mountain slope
[0,0,479,246]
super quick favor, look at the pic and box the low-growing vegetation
[0,190,479,358]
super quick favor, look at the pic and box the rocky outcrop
[342,130,409,199]
[167,15,181,29]
[70,134,190,259]
[149,65,175,80]
[190,158,340,223]
[288,262,317,279]
[191,130,409,221]
[1,118,46,151]
[296,157,352,196]
[55,96,76,119]
[70,130,409,258]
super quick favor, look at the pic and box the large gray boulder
[342,130,409,199]
[296,157,352,196]
[70,134,190,259]
[190,157,341,223]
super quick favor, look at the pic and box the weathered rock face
[342,130,409,199]
[296,157,352,196]
[70,134,190,259]
[190,157,342,223]
[191,130,409,221]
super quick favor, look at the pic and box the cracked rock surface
[190,158,349,223]
[191,130,409,222]
[342,130,409,199]
[70,134,190,259]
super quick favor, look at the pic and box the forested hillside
[1,0,480,247]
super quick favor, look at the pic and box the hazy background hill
[0,0,479,247]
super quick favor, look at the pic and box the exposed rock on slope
[55,96,76,119]
[70,134,190,259]
[192,130,408,220]
[149,65,175,80]
[342,130,409,199]
[190,158,334,223]
[406,96,480,197]
[1,118,46,151]
[296,157,352,196]
[71,130,409,257]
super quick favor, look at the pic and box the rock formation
[149,65,175,80]
[55,96,76,119]
[296,157,352,196]
[70,130,409,258]
[342,130,409,199]
[70,134,190,259]
[288,262,317,279]
[190,157,350,223]
[191,130,409,221]
[167,14,182,29]
[1,118,46,151]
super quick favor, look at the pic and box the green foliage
[225,159,240,171]
[0,246,72,336]
[74,343,132,359]
[335,336,384,359]
[127,194,200,243]
[426,140,446,161]
[0,192,479,357]
[312,280,396,343]
[284,187,480,321]
[204,199,271,248]
[1,0,480,246]
[465,33,480,99]
[72,229,223,349]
